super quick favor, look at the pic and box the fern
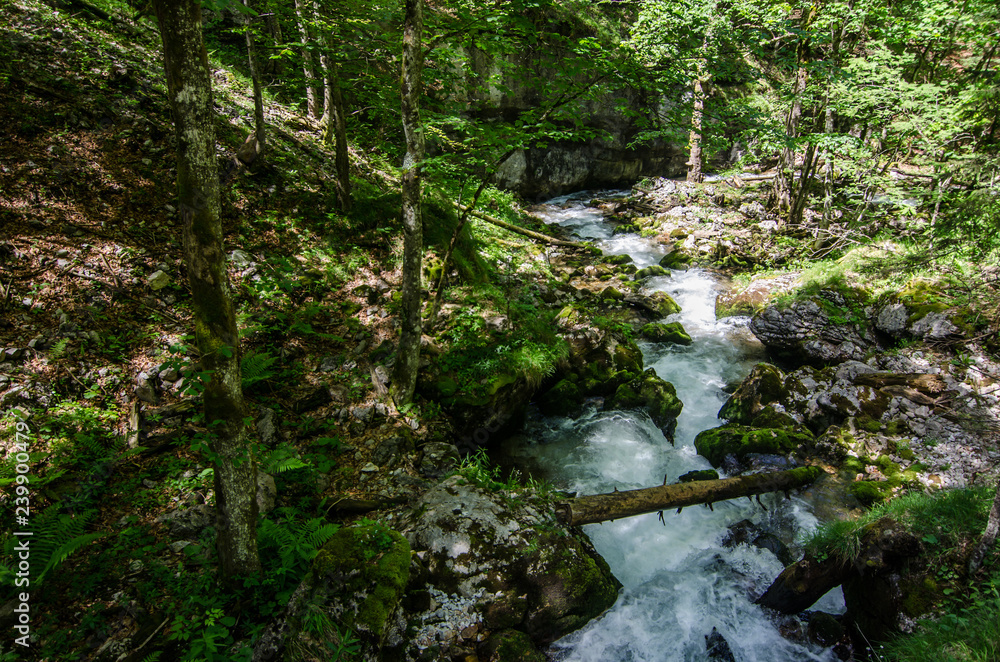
[241,350,278,389]
[258,510,339,576]
[48,338,70,359]
[2,507,105,587]
[261,446,310,474]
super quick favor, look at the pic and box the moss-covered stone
[750,405,798,429]
[600,285,625,300]
[538,379,583,418]
[634,265,669,280]
[718,363,788,424]
[639,322,693,345]
[648,291,682,317]
[693,424,813,468]
[659,250,691,269]
[604,254,634,266]
[481,630,547,662]
[612,340,644,374]
[306,525,411,646]
[849,480,889,506]
[606,369,683,440]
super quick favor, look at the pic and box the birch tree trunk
[391,0,425,406]
[152,0,261,583]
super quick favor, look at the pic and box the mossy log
[555,466,822,526]
[460,204,588,248]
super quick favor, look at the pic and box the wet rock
[605,369,684,441]
[807,612,844,647]
[480,629,546,662]
[624,291,682,319]
[679,469,719,482]
[705,627,736,662]
[723,519,794,566]
[639,321,692,345]
[538,379,583,418]
[633,265,668,280]
[694,424,813,468]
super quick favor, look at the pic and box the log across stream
[504,191,843,662]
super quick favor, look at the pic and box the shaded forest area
[1,0,999,660]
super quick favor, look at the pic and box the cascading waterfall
[507,192,844,661]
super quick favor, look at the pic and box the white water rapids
[507,192,844,661]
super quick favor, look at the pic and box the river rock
[705,627,736,662]
[718,363,788,424]
[639,322,692,345]
[391,475,620,660]
[605,369,683,441]
[749,294,876,366]
[694,424,813,469]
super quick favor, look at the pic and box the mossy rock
[612,223,639,235]
[435,376,459,398]
[606,369,683,440]
[600,285,625,301]
[749,405,798,429]
[634,265,669,280]
[612,340,644,374]
[538,379,583,418]
[304,525,411,648]
[693,424,813,468]
[639,322,692,345]
[718,363,788,424]
[659,250,691,269]
[848,480,889,506]
[603,254,634,266]
[481,630,546,662]
[647,291,682,317]
[679,469,720,482]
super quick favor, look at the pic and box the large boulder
[605,369,684,441]
[749,292,877,366]
[639,322,693,345]
[718,363,787,424]
[693,424,814,468]
[391,476,621,660]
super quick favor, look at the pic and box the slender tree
[244,0,266,153]
[391,0,425,406]
[152,0,261,583]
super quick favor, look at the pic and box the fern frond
[28,508,104,586]
[261,447,310,474]
[241,350,278,388]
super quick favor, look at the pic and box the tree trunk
[320,43,351,211]
[775,60,807,217]
[391,0,425,406]
[969,477,1000,574]
[293,0,320,118]
[152,0,261,584]
[554,466,822,527]
[686,72,706,183]
[244,0,266,152]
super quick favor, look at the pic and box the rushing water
[507,191,843,662]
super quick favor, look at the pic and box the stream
[506,191,844,661]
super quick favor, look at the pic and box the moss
[857,415,882,433]
[481,630,546,662]
[693,424,814,467]
[648,291,682,316]
[639,322,693,345]
[750,406,798,429]
[849,480,889,507]
[884,419,906,436]
[659,250,691,269]
[612,340,643,374]
[310,525,411,640]
[606,370,683,440]
[634,265,668,280]
[604,254,633,266]
[600,285,624,300]
[842,456,865,474]
[538,379,582,417]
[534,540,621,635]
[718,363,787,424]
[876,455,901,476]
[899,575,940,617]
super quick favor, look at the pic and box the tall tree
[152,0,261,583]
[244,0,266,153]
[391,0,425,406]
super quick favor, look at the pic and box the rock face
[390,475,621,661]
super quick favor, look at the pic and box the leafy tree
[152,0,261,584]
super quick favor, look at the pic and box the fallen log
[461,205,588,248]
[555,466,823,526]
